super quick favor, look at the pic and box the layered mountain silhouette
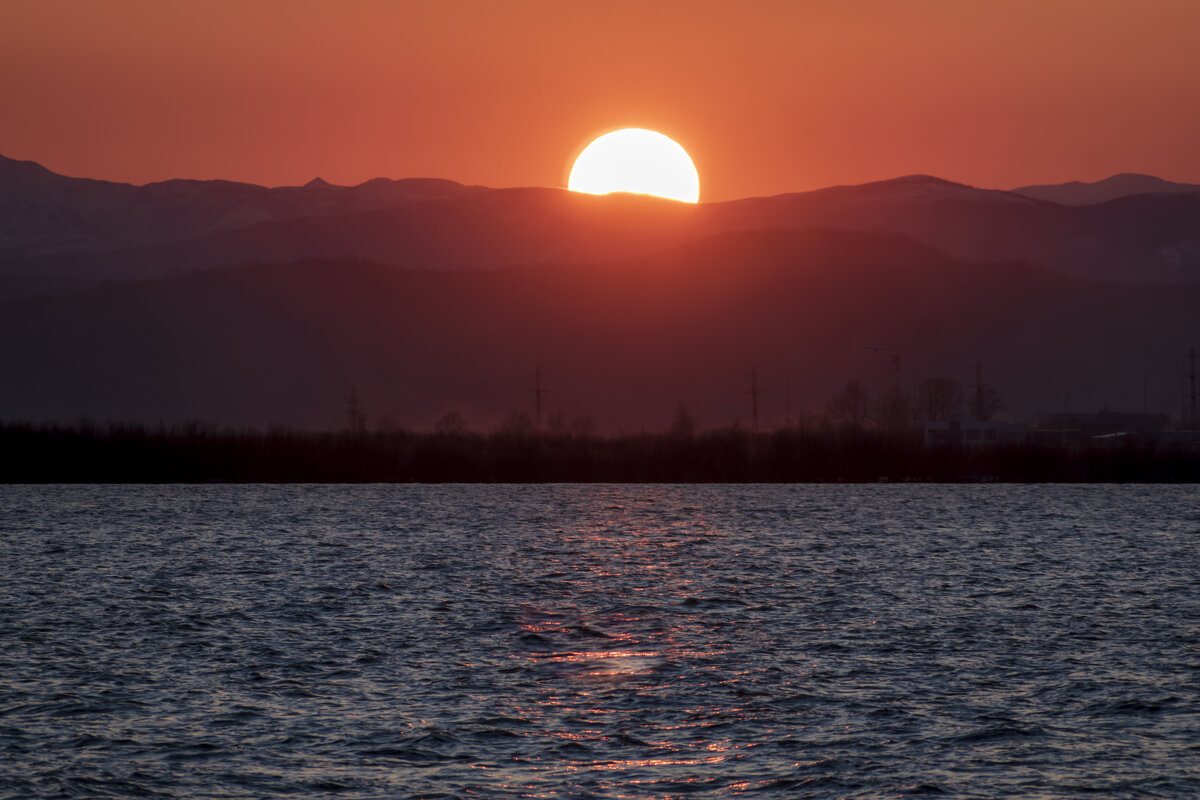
[0,154,483,258]
[1,230,1196,430]
[2,157,1199,297]
[1012,173,1200,206]
[1,157,1197,429]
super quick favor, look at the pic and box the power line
[532,366,548,429]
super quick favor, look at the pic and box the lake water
[1,484,1198,799]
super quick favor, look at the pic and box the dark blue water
[1,485,1198,798]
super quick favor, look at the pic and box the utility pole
[747,366,763,433]
[973,358,985,421]
[532,366,547,430]
[346,386,366,435]
[1188,347,1198,431]
[784,377,792,427]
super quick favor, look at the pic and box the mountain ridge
[3,156,1200,297]
[0,153,487,259]
[1011,173,1200,206]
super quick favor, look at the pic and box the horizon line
[3,152,1195,203]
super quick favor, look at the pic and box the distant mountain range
[1012,173,1200,206]
[1,230,1196,430]
[0,154,483,258]
[2,156,1200,298]
[2,156,1198,429]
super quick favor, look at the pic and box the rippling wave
[1,484,1198,798]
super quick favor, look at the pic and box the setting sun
[568,129,700,203]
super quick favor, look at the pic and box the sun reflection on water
[12,485,1191,797]
[495,491,766,793]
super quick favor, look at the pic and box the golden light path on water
[6,484,1197,799]
[494,499,785,794]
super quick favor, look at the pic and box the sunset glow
[3,2,1199,197]
[568,129,700,203]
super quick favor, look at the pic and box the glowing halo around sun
[568,128,700,203]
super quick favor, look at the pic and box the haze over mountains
[0,154,484,258]
[1,155,1198,430]
[4,155,1200,288]
[1012,174,1200,206]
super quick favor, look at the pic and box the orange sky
[3,0,1199,201]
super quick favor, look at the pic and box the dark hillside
[1,229,1195,430]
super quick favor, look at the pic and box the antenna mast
[784,377,792,427]
[346,386,366,434]
[974,358,985,421]
[532,366,548,430]
[1189,347,1198,431]
[747,367,763,432]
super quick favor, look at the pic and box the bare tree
[669,402,697,438]
[435,410,468,435]
[972,384,1005,421]
[827,380,870,432]
[874,385,913,433]
[917,377,964,421]
[546,409,568,435]
[570,416,596,438]
[346,387,367,435]
[499,410,535,436]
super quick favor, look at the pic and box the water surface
[1,485,1198,798]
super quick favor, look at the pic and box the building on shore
[1026,408,1185,450]
[923,419,1027,448]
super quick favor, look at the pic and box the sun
[568,129,700,203]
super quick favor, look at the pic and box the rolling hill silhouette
[1013,173,1200,206]
[3,159,1198,300]
[1,229,1195,431]
[0,153,483,258]
[3,158,1198,430]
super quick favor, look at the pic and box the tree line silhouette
[1,414,1196,483]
